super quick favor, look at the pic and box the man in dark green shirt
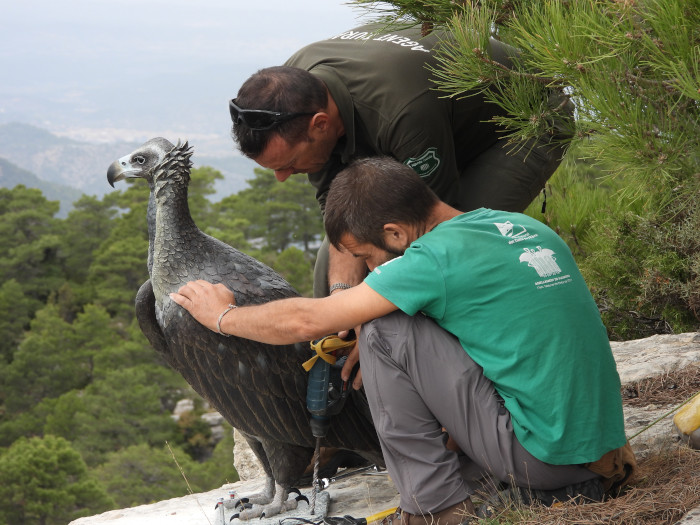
[229,23,573,299]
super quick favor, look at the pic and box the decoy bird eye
[134,155,146,165]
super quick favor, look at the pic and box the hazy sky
[0,1,379,146]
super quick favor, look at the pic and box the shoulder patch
[404,147,440,178]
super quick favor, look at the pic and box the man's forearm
[170,280,397,346]
[220,296,331,344]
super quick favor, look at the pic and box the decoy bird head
[107,137,174,187]
[107,137,193,192]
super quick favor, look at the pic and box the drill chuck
[309,415,330,438]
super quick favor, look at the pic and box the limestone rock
[611,332,700,384]
[613,332,700,457]
[202,411,226,443]
[202,412,224,426]
[676,506,700,525]
[69,332,700,525]
[171,399,195,421]
[69,471,400,525]
[624,403,682,458]
[233,428,265,481]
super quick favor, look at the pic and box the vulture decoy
[107,138,382,519]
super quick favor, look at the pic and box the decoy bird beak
[107,160,125,187]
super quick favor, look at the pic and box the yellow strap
[301,335,356,372]
[365,507,398,524]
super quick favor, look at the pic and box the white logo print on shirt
[494,221,538,244]
[519,247,561,277]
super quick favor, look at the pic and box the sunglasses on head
[229,99,316,131]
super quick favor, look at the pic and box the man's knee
[361,312,436,352]
[359,311,425,370]
[361,312,466,375]
[360,311,410,356]
[363,310,415,332]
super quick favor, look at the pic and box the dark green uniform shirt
[285,24,509,210]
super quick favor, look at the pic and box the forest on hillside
[0,166,324,524]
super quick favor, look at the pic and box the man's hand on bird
[170,280,235,333]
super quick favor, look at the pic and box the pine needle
[166,440,213,525]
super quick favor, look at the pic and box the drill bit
[310,436,322,514]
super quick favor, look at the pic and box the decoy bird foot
[227,490,302,521]
[224,497,251,511]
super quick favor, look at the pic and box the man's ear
[310,112,329,133]
[382,223,411,247]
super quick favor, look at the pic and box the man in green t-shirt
[228,23,574,299]
[171,157,632,525]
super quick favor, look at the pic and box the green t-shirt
[364,209,626,464]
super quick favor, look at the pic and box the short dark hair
[231,66,328,159]
[325,157,440,250]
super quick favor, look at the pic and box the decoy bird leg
[228,481,303,520]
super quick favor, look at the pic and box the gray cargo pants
[358,310,598,515]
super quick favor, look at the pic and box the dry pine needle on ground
[507,445,700,525]
[480,364,700,525]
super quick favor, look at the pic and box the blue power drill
[305,335,355,438]
[303,334,357,513]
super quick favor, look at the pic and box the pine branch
[471,47,560,86]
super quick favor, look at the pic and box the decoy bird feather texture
[107,138,382,519]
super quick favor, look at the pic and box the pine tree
[0,435,114,524]
[212,169,323,254]
[354,0,699,336]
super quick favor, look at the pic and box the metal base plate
[217,489,330,525]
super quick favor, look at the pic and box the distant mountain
[0,123,142,198]
[0,122,258,203]
[0,157,83,218]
